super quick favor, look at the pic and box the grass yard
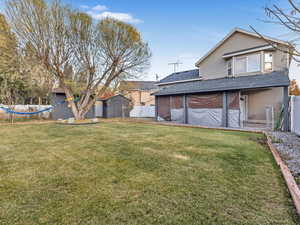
[0,121,298,225]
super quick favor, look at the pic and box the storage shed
[51,89,131,120]
[95,95,131,118]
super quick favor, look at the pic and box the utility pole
[155,74,159,81]
[168,61,182,73]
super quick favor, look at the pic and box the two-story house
[154,28,292,130]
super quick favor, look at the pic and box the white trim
[232,56,235,76]
[260,51,264,72]
[263,51,274,73]
[158,78,203,86]
[195,27,290,66]
[222,45,275,58]
[227,59,232,76]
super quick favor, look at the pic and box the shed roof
[154,71,290,96]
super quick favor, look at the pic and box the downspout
[155,96,158,121]
[283,86,290,132]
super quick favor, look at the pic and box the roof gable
[195,28,290,66]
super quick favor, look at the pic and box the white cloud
[88,11,143,24]
[92,5,108,11]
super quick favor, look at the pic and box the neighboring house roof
[195,27,290,66]
[158,69,200,85]
[153,71,290,96]
[119,81,157,91]
[98,94,130,101]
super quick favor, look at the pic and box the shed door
[95,101,103,117]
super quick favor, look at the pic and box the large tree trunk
[62,86,94,120]
[63,87,82,120]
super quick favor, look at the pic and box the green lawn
[0,121,298,224]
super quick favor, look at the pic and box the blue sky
[1,0,299,81]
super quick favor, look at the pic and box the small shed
[95,95,131,118]
[51,88,95,120]
[51,89,131,120]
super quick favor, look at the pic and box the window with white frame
[264,52,273,71]
[234,53,261,74]
[227,59,232,76]
[248,54,261,72]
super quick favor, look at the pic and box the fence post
[283,86,289,132]
[222,92,228,127]
[155,96,158,121]
[291,96,294,133]
[183,95,188,124]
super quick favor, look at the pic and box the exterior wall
[126,90,155,106]
[243,87,284,122]
[130,90,141,106]
[198,32,289,79]
[140,90,155,105]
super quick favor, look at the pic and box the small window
[235,56,247,74]
[264,52,273,71]
[227,60,232,76]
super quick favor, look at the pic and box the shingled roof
[158,69,200,84]
[119,81,157,91]
[154,71,290,96]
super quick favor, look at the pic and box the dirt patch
[172,154,189,160]
[248,136,268,148]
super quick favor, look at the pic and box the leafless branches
[251,0,300,62]
[5,0,151,119]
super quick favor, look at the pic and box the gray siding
[104,95,130,118]
[51,93,94,120]
[198,32,289,79]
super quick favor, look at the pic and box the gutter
[154,83,290,96]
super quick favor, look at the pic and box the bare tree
[5,0,151,120]
[250,0,300,62]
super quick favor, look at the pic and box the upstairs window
[227,60,232,76]
[235,56,247,74]
[235,53,261,74]
[248,54,261,72]
[264,52,273,71]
